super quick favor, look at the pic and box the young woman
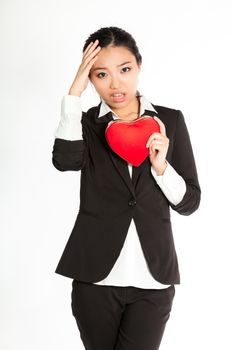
[52,26,201,350]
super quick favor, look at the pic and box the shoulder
[80,104,101,125]
[150,103,182,128]
[151,103,180,115]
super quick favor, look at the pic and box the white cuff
[54,95,83,140]
[151,161,186,205]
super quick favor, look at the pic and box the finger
[149,139,163,152]
[82,47,101,72]
[149,142,159,155]
[83,56,98,74]
[150,142,163,155]
[82,46,101,70]
[146,132,163,147]
[83,39,99,55]
[83,40,101,61]
[83,41,95,55]
[153,116,166,136]
[85,55,99,74]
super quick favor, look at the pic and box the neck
[111,95,140,121]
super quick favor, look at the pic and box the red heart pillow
[105,116,160,167]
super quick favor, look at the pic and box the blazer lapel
[131,108,159,187]
[91,105,135,197]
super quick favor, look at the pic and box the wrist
[152,160,167,176]
[68,91,82,97]
[68,86,82,97]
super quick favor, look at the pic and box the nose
[110,75,120,89]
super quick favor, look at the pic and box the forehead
[92,45,137,69]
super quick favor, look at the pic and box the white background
[1,0,233,349]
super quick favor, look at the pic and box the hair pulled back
[83,26,142,66]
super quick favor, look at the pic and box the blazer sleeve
[169,110,201,215]
[51,111,89,171]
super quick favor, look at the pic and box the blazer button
[128,199,137,206]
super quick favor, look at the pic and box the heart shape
[105,116,160,167]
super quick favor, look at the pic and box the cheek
[91,81,107,97]
[94,79,108,90]
[89,76,99,87]
[124,74,138,85]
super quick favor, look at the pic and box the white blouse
[54,92,186,289]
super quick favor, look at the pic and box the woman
[52,26,201,350]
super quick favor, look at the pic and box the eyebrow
[92,61,132,72]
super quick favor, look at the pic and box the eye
[97,72,106,78]
[96,67,131,78]
[121,67,131,73]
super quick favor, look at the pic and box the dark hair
[83,26,142,66]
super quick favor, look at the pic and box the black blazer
[52,102,201,285]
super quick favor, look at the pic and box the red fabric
[105,116,160,167]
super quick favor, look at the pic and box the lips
[111,92,125,97]
[111,93,125,102]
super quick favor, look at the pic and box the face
[89,45,141,112]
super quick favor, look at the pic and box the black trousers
[71,279,175,350]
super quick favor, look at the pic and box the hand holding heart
[105,115,169,170]
[146,116,169,175]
